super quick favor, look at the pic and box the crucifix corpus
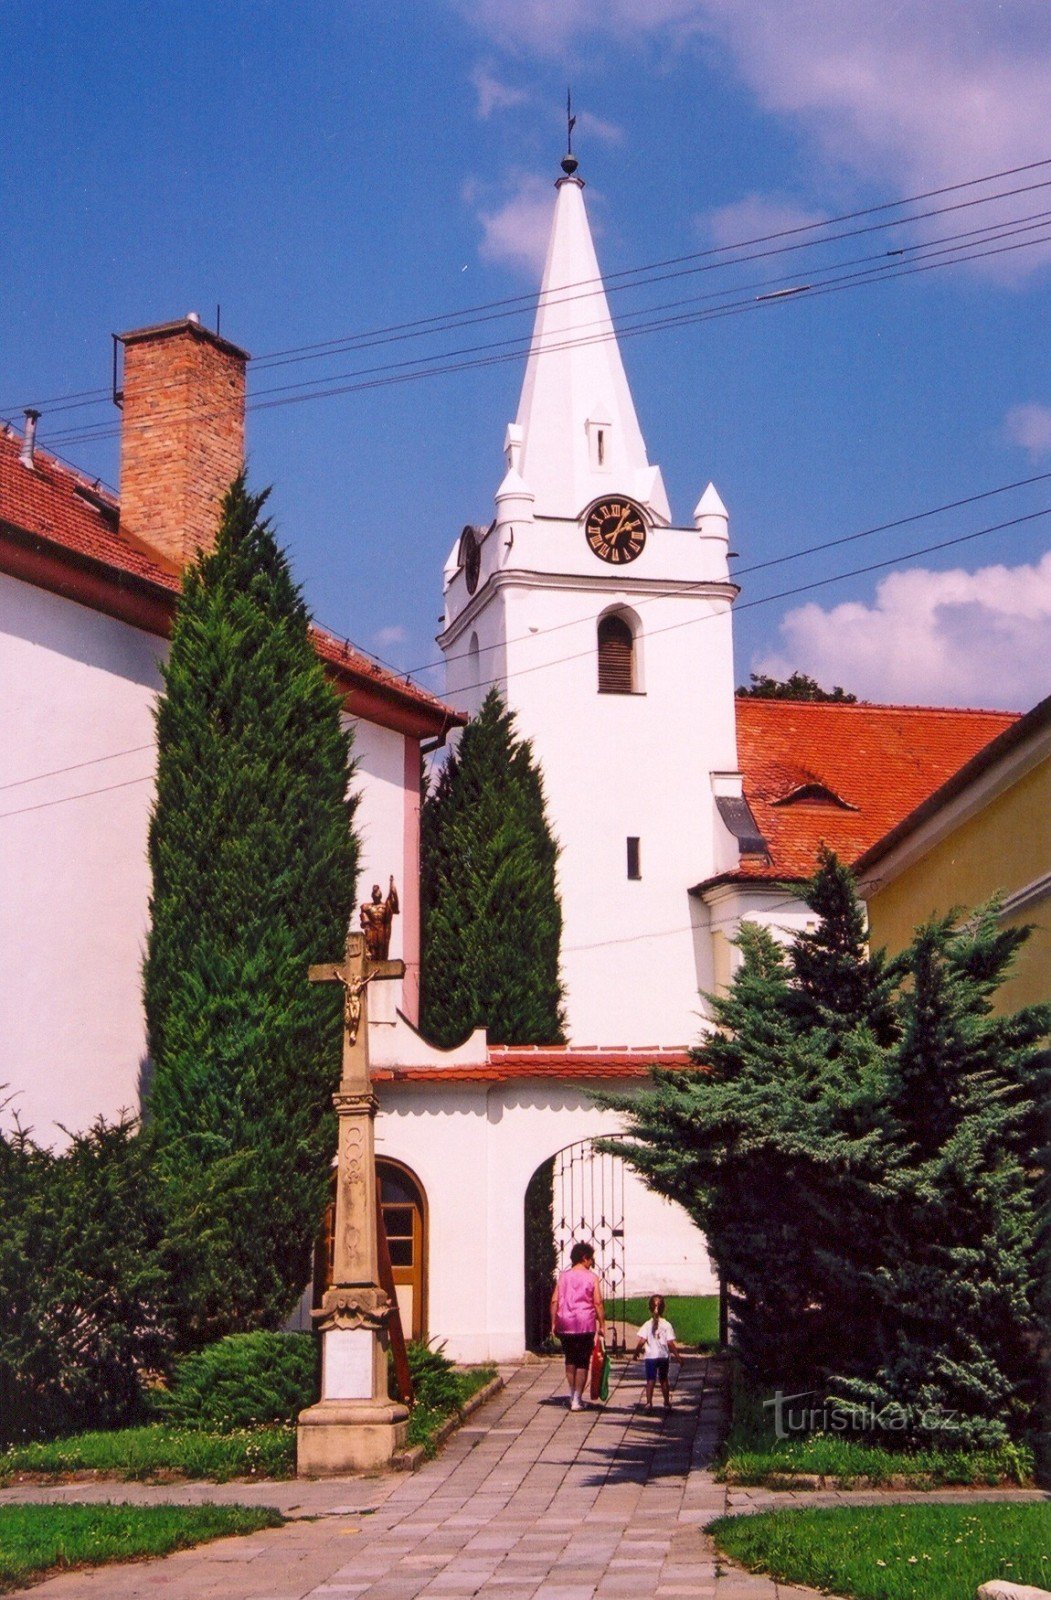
[296,917,409,1475]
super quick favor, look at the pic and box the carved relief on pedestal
[317,1283,393,1332]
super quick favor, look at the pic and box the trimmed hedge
[150,1332,318,1431]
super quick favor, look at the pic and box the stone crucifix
[296,928,409,1475]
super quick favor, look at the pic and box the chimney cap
[115,316,250,364]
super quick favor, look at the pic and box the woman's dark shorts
[560,1331,595,1367]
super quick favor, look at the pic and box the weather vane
[562,88,579,176]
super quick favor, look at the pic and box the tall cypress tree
[144,476,358,1344]
[420,689,565,1047]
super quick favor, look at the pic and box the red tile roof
[0,428,168,586]
[0,427,461,738]
[727,698,1019,884]
[373,1044,696,1083]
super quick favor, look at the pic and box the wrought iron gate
[524,1138,627,1352]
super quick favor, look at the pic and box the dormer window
[597,429,605,466]
[771,782,858,811]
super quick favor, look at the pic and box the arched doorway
[379,1159,428,1344]
[313,1158,428,1344]
[524,1138,627,1352]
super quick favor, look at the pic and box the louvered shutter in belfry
[597,614,634,693]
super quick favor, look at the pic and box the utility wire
[4,153,1050,421]
[36,219,1051,452]
[5,501,1043,813]
[0,773,155,821]
[0,744,155,794]
[416,506,1051,695]
[32,179,1051,438]
[428,470,1051,677]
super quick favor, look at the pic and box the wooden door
[313,1160,427,1343]
[378,1161,426,1344]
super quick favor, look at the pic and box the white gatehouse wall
[376,1079,717,1364]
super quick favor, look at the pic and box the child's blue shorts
[644,1358,670,1381]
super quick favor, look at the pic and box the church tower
[439,151,745,1046]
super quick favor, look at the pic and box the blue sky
[3,0,1050,708]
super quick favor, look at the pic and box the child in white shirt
[633,1294,682,1411]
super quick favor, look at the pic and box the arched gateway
[525,1138,628,1352]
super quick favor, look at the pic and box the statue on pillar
[360,876,399,962]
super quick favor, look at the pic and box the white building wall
[0,575,163,1145]
[346,718,418,1020]
[2,574,421,1144]
[376,1080,717,1363]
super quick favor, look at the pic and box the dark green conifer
[420,689,564,1047]
[603,853,1049,1442]
[144,476,358,1344]
[834,905,1049,1446]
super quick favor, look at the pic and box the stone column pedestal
[298,1310,408,1475]
[297,1398,408,1474]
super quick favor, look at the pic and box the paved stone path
[3,1356,1045,1600]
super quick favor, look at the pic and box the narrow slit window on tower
[597,428,605,466]
[597,613,634,693]
[626,837,641,880]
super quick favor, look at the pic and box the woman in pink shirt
[550,1241,606,1411]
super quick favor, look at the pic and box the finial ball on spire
[561,152,579,176]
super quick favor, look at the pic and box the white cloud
[754,550,1051,710]
[452,1,1051,277]
[1004,403,1051,458]
[704,193,826,249]
[470,62,529,119]
[476,174,555,275]
[576,109,625,146]
[375,625,407,646]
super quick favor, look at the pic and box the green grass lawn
[717,1361,1034,1488]
[0,1366,497,1482]
[710,1503,1051,1600]
[0,1503,282,1593]
[620,1295,720,1347]
[0,1424,296,1483]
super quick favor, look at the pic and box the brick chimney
[116,316,249,569]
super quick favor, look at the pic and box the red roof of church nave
[373,1045,696,1083]
[728,697,1019,884]
[0,428,460,739]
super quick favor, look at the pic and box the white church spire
[511,154,670,524]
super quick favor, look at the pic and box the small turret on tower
[693,482,731,580]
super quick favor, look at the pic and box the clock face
[460,526,481,595]
[585,499,647,564]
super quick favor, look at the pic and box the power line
[4,153,1050,424]
[424,506,1051,697]
[429,470,1051,677]
[0,773,155,821]
[0,744,155,794]
[36,184,1051,442]
[4,507,1043,818]
[36,218,1051,453]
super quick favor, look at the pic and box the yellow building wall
[866,756,1050,1014]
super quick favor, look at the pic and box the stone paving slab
[3,1354,1045,1600]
